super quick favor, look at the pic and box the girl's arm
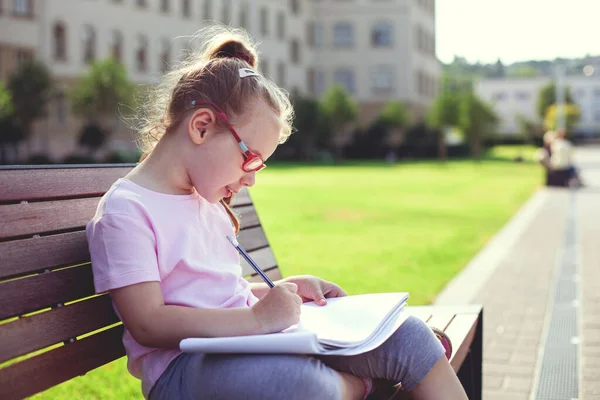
[111,281,263,348]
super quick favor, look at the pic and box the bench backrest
[0,165,282,400]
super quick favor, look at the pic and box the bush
[103,148,143,163]
[27,153,53,165]
[62,154,96,164]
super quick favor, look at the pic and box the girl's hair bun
[206,39,257,68]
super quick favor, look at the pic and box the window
[182,0,191,18]
[595,109,600,122]
[492,92,507,101]
[334,68,355,93]
[160,38,171,73]
[260,7,269,36]
[261,59,269,77]
[290,0,299,15]
[277,61,286,87]
[290,39,300,64]
[203,0,212,19]
[594,88,600,97]
[514,91,530,101]
[308,68,326,96]
[307,21,324,48]
[136,0,147,8]
[13,0,32,17]
[333,23,354,48]
[371,66,394,92]
[371,22,392,47]
[277,11,285,38]
[161,0,170,13]
[136,35,148,72]
[53,23,67,61]
[221,0,231,23]
[111,30,123,63]
[82,25,96,64]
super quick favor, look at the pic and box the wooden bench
[0,165,483,400]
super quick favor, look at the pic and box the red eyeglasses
[191,100,266,172]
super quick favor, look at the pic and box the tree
[536,82,575,120]
[0,82,21,164]
[427,77,462,162]
[377,100,411,151]
[507,65,539,77]
[320,85,358,162]
[71,58,134,156]
[7,60,53,157]
[459,91,499,160]
[543,104,581,134]
[286,94,331,160]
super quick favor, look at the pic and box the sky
[436,0,600,65]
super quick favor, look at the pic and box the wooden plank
[246,267,283,283]
[404,307,433,323]
[427,312,457,332]
[0,166,133,203]
[240,246,278,277]
[0,231,89,281]
[0,265,95,320]
[236,205,261,230]
[0,197,99,241]
[0,294,119,364]
[0,325,125,400]
[444,313,480,372]
[237,226,269,252]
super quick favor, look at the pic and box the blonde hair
[135,25,294,232]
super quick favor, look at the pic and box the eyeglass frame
[190,100,266,172]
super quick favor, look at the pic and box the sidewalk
[435,145,600,399]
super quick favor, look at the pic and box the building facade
[475,75,600,137]
[0,0,440,161]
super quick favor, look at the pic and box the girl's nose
[241,172,256,187]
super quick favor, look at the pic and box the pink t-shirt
[86,178,259,398]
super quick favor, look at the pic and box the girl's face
[186,100,281,203]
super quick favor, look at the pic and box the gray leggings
[149,316,445,400]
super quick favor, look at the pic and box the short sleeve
[86,212,161,293]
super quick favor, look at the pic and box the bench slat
[240,247,278,277]
[444,313,480,372]
[0,231,89,281]
[0,325,125,400]
[0,204,263,281]
[0,294,119,364]
[0,265,95,320]
[0,198,99,241]
[236,205,260,229]
[427,312,457,332]
[237,226,269,252]
[0,166,134,203]
[246,267,283,283]
[1,244,276,320]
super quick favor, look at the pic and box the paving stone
[503,376,532,394]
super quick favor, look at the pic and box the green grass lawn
[33,156,542,399]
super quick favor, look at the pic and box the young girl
[86,26,468,400]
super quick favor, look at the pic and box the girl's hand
[284,275,347,306]
[251,282,302,334]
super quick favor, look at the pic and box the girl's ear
[188,108,216,145]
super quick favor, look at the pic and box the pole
[555,64,566,132]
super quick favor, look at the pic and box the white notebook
[180,292,410,356]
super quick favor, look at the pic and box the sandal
[430,326,453,360]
